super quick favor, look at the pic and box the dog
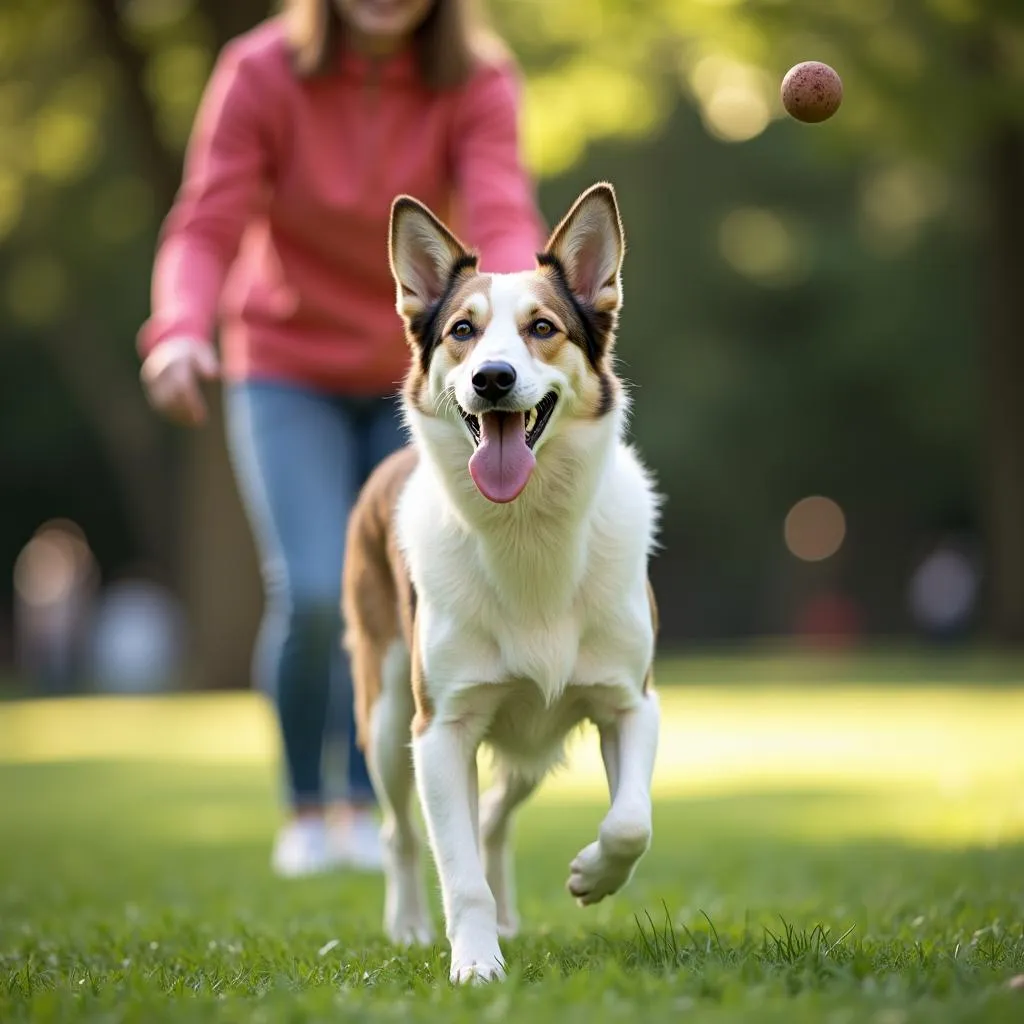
[342,182,660,983]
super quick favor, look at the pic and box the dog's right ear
[389,196,475,324]
[541,182,624,315]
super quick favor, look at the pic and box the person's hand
[140,337,220,427]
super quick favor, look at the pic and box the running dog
[343,182,660,983]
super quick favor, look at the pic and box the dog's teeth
[525,409,535,432]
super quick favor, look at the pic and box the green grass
[2,653,1024,1022]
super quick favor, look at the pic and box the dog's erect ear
[389,196,474,322]
[541,183,624,314]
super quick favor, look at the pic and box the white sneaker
[271,818,342,878]
[330,809,385,872]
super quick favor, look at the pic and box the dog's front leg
[413,716,504,984]
[568,689,660,905]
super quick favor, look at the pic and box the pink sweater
[138,18,546,395]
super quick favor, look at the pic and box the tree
[1,0,1018,665]
[495,0,1024,642]
[0,0,270,686]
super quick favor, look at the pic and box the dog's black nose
[472,361,517,403]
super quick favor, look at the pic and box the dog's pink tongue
[468,411,536,503]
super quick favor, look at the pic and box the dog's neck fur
[406,403,625,616]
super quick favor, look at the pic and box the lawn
[2,652,1024,1022]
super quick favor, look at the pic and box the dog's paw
[566,840,637,906]
[449,957,506,985]
[387,917,435,947]
[496,913,520,940]
[449,932,505,984]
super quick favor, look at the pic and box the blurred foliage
[0,0,1021,645]
[496,0,1024,173]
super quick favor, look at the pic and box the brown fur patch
[644,578,659,695]
[342,445,425,750]
[402,358,432,416]
[439,278,492,356]
[527,275,621,419]
[401,278,494,415]
[527,275,579,344]
[646,578,659,639]
[410,612,433,737]
[534,254,618,370]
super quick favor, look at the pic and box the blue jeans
[224,381,407,808]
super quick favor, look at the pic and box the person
[137,0,546,877]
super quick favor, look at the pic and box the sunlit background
[2,9,1024,1017]
[1,2,1022,696]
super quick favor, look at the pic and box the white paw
[450,957,506,984]
[496,914,519,940]
[387,915,434,947]
[449,933,505,984]
[566,840,637,906]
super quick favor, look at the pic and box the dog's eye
[531,319,556,339]
[451,320,475,341]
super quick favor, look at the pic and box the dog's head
[389,183,625,505]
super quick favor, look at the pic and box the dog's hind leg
[480,766,537,939]
[367,640,434,946]
[341,446,426,943]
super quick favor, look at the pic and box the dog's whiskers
[434,386,459,419]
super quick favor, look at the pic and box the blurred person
[13,521,99,695]
[908,540,980,642]
[137,0,545,877]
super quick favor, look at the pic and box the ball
[781,61,843,123]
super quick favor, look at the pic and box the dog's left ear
[541,182,624,314]
[389,196,474,324]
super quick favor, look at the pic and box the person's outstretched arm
[138,40,275,423]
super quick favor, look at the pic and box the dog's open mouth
[460,391,557,451]
[461,392,557,504]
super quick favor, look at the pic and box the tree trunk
[982,124,1024,645]
[38,311,172,569]
[87,0,271,685]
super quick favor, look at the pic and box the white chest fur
[396,417,658,752]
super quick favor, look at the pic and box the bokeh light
[784,496,847,562]
[32,107,99,182]
[718,207,808,286]
[859,161,949,254]
[145,43,212,149]
[13,520,95,608]
[688,55,774,143]
[523,60,660,177]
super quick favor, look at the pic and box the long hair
[281,0,502,90]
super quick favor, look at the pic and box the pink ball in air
[781,61,843,123]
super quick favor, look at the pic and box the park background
[2,0,1023,696]
[3,3,1024,1020]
